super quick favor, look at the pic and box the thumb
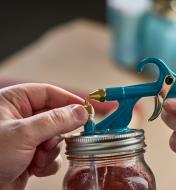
[18,104,88,146]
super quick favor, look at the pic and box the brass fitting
[84,98,95,116]
[89,88,106,102]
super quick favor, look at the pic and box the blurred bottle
[107,0,152,69]
[139,0,176,74]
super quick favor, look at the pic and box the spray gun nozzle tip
[89,88,106,102]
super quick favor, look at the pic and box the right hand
[0,83,88,190]
[162,99,176,153]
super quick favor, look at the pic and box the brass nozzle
[84,98,95,115]
[89,89,106,102]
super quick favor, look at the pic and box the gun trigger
[148,75,174,122]
[148,95,162,121]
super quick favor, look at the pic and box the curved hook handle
[137,58,175,121]
[137,57,174,84]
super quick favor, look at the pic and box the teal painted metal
[84,57,176,135]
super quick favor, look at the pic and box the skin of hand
[0,83,88,190]
[162,99,176,153]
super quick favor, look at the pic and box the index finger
[0,83,84,117]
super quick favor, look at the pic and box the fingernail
[70,105,88,122]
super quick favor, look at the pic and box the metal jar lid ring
[65,129,145,156]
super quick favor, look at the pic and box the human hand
[162,99,176,152]
[0,83,88,190]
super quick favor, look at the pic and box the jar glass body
[63,152,156,190]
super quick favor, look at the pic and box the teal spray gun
[84,57,176,135]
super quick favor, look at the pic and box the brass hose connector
[84,98,95,123]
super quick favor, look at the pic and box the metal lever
[149,75,174,121]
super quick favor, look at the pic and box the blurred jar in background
[139,0,176,74]
[107,0,152,69]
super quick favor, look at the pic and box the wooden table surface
[0,20,175,190]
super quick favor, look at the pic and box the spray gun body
[84,57,176,135]
[106,84,158,101]
[104,80,176,101]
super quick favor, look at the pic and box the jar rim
[65,129,146,156]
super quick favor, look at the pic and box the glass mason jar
[139,0,176,75]
[63,129,156,190]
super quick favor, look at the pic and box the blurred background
[0,0,176,190]
[0,0,105,61]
